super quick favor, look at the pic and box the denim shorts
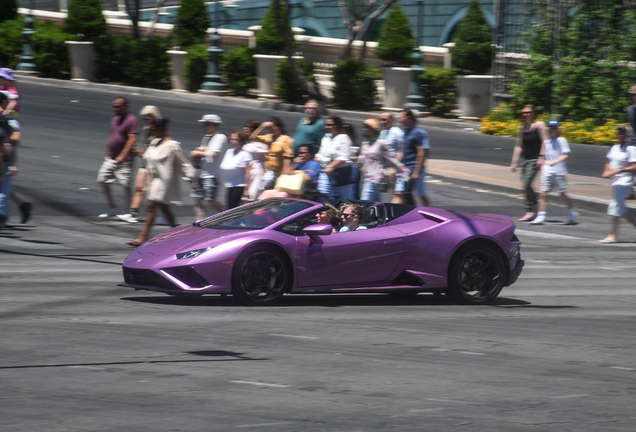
[191,176,219,201]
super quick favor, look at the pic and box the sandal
[126,240,143,247]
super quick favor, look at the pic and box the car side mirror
[303,224,333,241]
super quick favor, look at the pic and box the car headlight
[176,246,215,260]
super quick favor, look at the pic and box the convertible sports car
[121,198,523,305]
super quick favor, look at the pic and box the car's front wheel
[447,243,505,304]
[232,246,289,305]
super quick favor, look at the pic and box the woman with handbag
[317,115,354,203]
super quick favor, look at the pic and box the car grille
[123,267,182,291]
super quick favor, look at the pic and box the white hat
[198,114,222,124]
[0,90,18,100]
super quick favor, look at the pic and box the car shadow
[121,293,537,308]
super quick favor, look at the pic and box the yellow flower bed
[480,106,624,145]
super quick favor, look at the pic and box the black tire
[232,246,290,305]
[447,243,506,304]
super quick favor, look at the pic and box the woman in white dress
[128,119,195,246]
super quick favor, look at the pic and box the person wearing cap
[510,105,548,222]
[400,109,431,206]
[357,118,409,202]
[190,114,227,219]
[96,97,139,218]
[599,125,636,243]
[531,120,578,225]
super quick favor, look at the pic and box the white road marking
[432,348,485,356]
[550,394,588,399]
[231,380,288,388]
[235,422,294,428]
[425,398,484,405]
[515,229,589,241]
[269,333,319,340]
[610,366,635,371]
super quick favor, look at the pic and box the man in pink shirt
[96,97,139,218]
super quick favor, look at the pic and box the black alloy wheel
[232,246,289,305]
[447,243,506,304]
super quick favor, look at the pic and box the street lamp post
[16,0,38,73]
[200,0,228,94]
[403,0,426,112]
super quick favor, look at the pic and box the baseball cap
[547,120,560,127]
[628,86,636,95]
[617,125,628,134]
[0,90,18,100]
[363,118,380,132]
[198,114,222,124]
[0,68,15,81]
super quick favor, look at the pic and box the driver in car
[339,204,367,232]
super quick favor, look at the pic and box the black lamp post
[16,0,37,73]
[200,0,227,93]
[403,0,426,112]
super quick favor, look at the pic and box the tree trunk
[124,0,141,40]
[144,0,166,41]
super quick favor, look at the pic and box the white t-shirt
[317,133,352,168]
[199,134,228,178]
[220,148,252,187]
[543,137,571,175]
[607,144,636,186]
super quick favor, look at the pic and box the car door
[295,225,407,288]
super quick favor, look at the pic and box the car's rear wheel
[232,246,289,305]
[447,243,505,304]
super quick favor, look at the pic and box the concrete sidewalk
[428,159,629,213]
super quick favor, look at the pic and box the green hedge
[332,59,380,110]
[173,0,209,48]
[275,58,315,103]
[185,44,208,93]
[33,22,77,79]
[375,3,414,66]
[0,0,17,24]
[220,46,257,96]
[419,67,460,116]
[0,17,23,68]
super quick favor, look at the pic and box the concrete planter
[167,50,188,92]
[458,75,494,119]
[381,67,412,111]
[253,54,303,100]
[65,41,95,82]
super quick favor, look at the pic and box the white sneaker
[98,208,118,218]
[530,215,546,225]
[116,213,138,223]
[568,209,579,224]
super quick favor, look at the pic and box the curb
[18,75,480,130]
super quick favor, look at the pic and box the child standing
[531,120,578,225]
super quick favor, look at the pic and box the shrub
[275,58,315,103]
[452,0,492,74]
[332,58,381,111]
[375,3,414,66]
[32,21,77,79]
[419,67,461,116]
[256,0,295,55]
[66,0,106,41]
[173,0,209,48]
[0,16,23,68]
[220,46,257,96]
[94,34,130,83]
[0,0,17,24]
[185,44,208,92]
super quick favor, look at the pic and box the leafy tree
[66,0,107,41]
[173,0,210,48]
[375,2,414,66]
[338,0,396,60]
[0,0,17,24]
[256,0,294,55]
[0,16,22,68]
[452,0,492,74]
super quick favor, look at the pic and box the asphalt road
[2,81,636,431]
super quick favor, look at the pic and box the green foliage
[33,21,77,79]
[220,46,257,96]
[332,58,381,111]
[185,44,208,93]
[452,0,492,74]
[173,0,210,48]
[275,58,315,103]
[66,0,106,41]
[375,3,414,66]
[0,0,17,24]
[0,16,22,68]
[256,0,295,55]
[94,35,170,89]
[419,67,461,116]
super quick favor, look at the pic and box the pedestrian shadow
[121,293,534,308]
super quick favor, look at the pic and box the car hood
[139,225,259,256]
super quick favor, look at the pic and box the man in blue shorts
[400,109,430,206]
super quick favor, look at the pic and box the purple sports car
[122,198,523,305]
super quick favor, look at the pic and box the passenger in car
[339,204,367,232]
[315,203,341,232]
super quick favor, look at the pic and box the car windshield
[197,199,314,230]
